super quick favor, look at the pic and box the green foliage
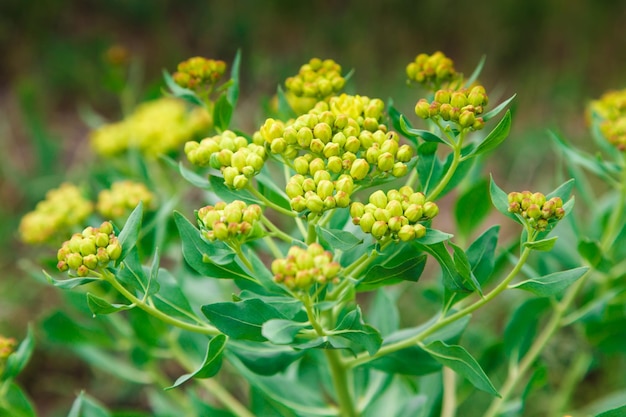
[11,50,626,417]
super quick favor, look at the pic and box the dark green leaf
[422,340,499,396]
[450,242,482,295]
[202,298,287,341]
[2,325,34,381]
[41,311,112,348]
[162,70,204,107]
[504,298,550,360]
[399,115,445,143]
[466,225,499,285]
[417,142,443,194]
[472,110,512,157]
[256,168,291,210]
[117,248,149,293]
[333,306,382,355]
[0,382,37,417]
[511,266,589,296]
[117,201,143,264]
[262,319,309,344]
[414,241,468,292]
[214,94,233,131]
[489,175,521,223]
[578,239,612,272]
[86,293,133,316]
[166,334,226,389]
[238,290,302,319]
[366,288,400,337]
[228,341,304,375]
[174,211,253,281]
[481,94,516,122]
[454,178,491,238]
[358,250,426,291]
[597,404,626,417]
[546,178,576,202]
[367,345,441,376]
[316,226,363,251]
[227,49,241,107]
[524,236,558,251]
[151,268,197,320]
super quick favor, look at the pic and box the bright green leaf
[422,340,500,396]
[177,161,211,190]
[262,319,309,344]
[472,110,512,157]
[0,382,36,417]
[524,236,558,251]
[228,341,303,375]
[596,404,626,417]
[43,270,99,289]
[227,49,241,107]
[117,201,143,264]
[333,306,382,355]
[489,175,521,223]
[2,325,34,381]
[214,94,233,131]
[481,94,516,122]
[166,334,226,389]
[399,115,445,143]
[504,298,550,360]
[450,242,482,295]
[511,266,589,296]
[86,293,133,316]
[466,225,499,285]
[162,70,204,107]
[316,226,363,252]
[417,142,443,194]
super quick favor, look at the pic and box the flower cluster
[91,98,211,157]
[19,183,94,245]
[259,94,414,214]
[185,130,267,189]
[172,57,227,91]
[406,51,462,90]
[0,336,16,360]
[588,88,626,150]
[415,86,489,130]
[271,244,341,291]
[56,222,122,277]
[197,200,262,242]
[285,58,345,100]
[350,187,438,241]
[507,191,565,231]
[97,181,155,221]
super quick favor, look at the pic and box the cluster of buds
[286,172,352,213]
[91,98,211,157]
[271,244,341,291]
[197,200,262,242]
[285,58,345,100]
[56,222,122,277]
[406,51,462,90]
[19,183,94,245]
[0,336,16,361]
[172,57,227,91]
[259,94,414,214]
[185,130,267,189]
[97,180,155,221]
[351,187,438,241]
[415,85,489,130]
[507,191,565,231]
[589,88,626,150]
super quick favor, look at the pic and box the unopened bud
[350,159,370,180]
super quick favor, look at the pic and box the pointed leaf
[414,241,468,292]
[504,298,551,360]
[417,142,443,194]
[481,94,516,122]
[333,306,382,355]
[43,270,99,289]
[227,49,241,107]
[466,225,499,285]
[117,201,143,264]
[262,319,309,345]
[316,226,363,251]
[511,266,589,296]
[2,325,34,381]
[450,242,482,295]
[423,340,500,396]
[524,236,558,251]
[358,251,426,291]
[399,115,445,143]
[472,110,512,157]
[454,178,491,238]
[214,94,233,131]
[166,334,227,389]
[86,293,133,316]
[489,175,521,223]
[228,341,303,375]
[178,161,211,190]
[202,298,287,341]
[162,70,204,107]
[277,85,298,119]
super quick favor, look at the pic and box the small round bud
[350,159,370,180]
[377,152,395,172]
[423,201,439,219]
[369,190,388,209]
[415,99,430,119]
[371,221,389,239]
[392,162,408,177]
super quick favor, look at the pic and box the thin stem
[99,269,219,336]
[404,168,419,190]
[441,367,457,417]
[345,246,533,369]
[427,132,465,201]
[600,153,626,250]
[262,235,284,259]
[232,244,253,271]
[246,185,297,218]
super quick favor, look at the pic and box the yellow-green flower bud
[434,89,451,104]
[350,159,370,180]
[302,178,317,193]
[286,181,304,199]
[404,204,423,222]
[396,144,414,162]
[414,223,427,239]
[335,191,350,208]
[371,221,389,239]
[345,136,361,153]
[290,196,307,212]
[107,238,122,260]
[57,261,69,272]
[381,138,399,155]
[323,142,340,158]
[374,208,390,222]
[386,200,404,218]
[459,110,476,128]
[99,221,113,235]
[232,175,249,189]
[369,190,388,209]
[95,233,109,248]
[313,123,332,143]
[366,146,381,164]
[335,175,354,194]
[67,253,83,270]
[450,92,467,108]
[334,114,349,130]
[96,247,110,265]
[423,201,439,219]
[388,216,406,233]
[76,265,90,277]
[392,162,408,177]
[80,239,97,256]
[377,152,395,172]
[317,180,334,200]
[415,99,430,119]
[306,194,325,213]
[223,166,239,186]
[68,234,82,253]
[310,138,325,154]
[327,156,343,173]
[297,127,313,148]
[313,169,331,184]
[363,117,379,132]
[398,224,416,241]
[409,192,426,205]
[246,153,265,172]
[83,254,98,270]
[350,202,365,219]
[360,212,375,233]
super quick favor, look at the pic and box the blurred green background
[1,0,626,414]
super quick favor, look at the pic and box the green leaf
[417,142,443,194]
[333,306,382,355]
[399,115,445,144]
[511,266,589,296]
[162,69,204,107]
[546,178,576,202]
[489,175,521,223]
[597,404,626,417]
[438,146,477,198]
[227,49,241,107]
[450,242,482,296]
[276,85,298,119]
[67,391,111,417]
[151,268,198,320]
[454,178,491,238]
[414,241,468,292]
[366,288,400,337]
[466,225,499,285]
[316,226,363,252]
[472,110,512,157]
[86,293,133,316]
[578,238,612,272]
[262,319,309,344]
[228,341,303,375]
[358,248,427,291]
[256,168,291,210]
[418,228,453,245]
[166,334,227,389]
[524,236,558,251]
[174,211,253,281]
[481,93,516,122]
[0,382,36,417]
[214,94,233,131]
[208,175,259,205]
[504,298,550,360]
[117,201,143,264]
[2,325,34,381]
[43,270,99,289]
[202,298,288,341]
[177,161,211,190]
[550,130,620,181]
[464,55,486,87]
[422,340,500,396]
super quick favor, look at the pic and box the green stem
[263,235,284,259]
[232,243,253,271]
[100,269,219,336]
[325,349,358,417]
[483,270,591,417]
[246,185,297,218]
[601,153,626,251]
[306,215,320,245]
[427,132,464,201]
[345,246,533,369]
[441,367,457,417]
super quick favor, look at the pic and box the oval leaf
[202,299,287,341]
[86,293,133,316]
[472,110,512,157]
[262,319,309,345]
[511,266,589,297]
[524,236,558,251]
[166,334,227,389]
